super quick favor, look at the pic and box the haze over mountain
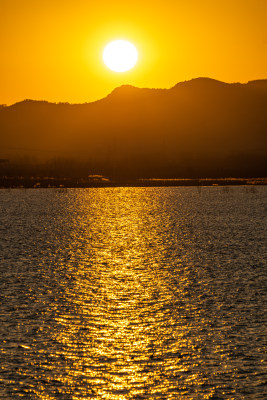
[0,78,266,179]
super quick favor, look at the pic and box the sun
[103,40,138,72]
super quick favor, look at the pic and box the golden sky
[1,0,266,105]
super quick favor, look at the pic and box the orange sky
[1,0,266,105]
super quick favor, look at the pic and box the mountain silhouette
[0,78,266,178]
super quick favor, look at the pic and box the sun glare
[103,40,138,72]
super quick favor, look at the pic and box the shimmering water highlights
[0,187,266,399]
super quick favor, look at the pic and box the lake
[0,187,266,399]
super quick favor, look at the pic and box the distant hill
[0,78,267,178]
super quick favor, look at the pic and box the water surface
[0,187,266,399]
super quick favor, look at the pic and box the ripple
[0,187,266,399]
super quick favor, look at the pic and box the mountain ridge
[2,77,267,108]
[0,78,266,179]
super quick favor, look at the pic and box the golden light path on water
[35,188,212,399]
[0,187,266,399]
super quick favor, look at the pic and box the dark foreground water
[0,187,266,399]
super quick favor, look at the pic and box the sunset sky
[1,0,266,105]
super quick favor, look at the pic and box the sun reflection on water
[35,188,211,398]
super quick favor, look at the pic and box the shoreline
[0,177,266,189]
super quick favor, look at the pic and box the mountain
[0,78,267,178]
